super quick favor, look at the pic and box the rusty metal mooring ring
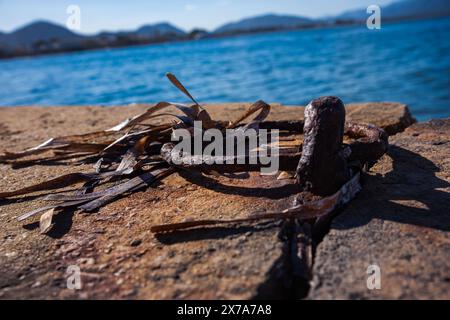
[161,96,388,197]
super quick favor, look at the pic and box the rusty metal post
[296,96,351,196]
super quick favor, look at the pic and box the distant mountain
[2,21,84,49]
[188,29,209,40]
[0,20,188,58]
[336,0,450,21]
[136,22,186,38]
[214,14,314,34]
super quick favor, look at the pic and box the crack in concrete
[251,204,353,300]
[252,220,311,299]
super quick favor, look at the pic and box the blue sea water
[0,18,449,121]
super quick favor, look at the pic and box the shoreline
[1,16,448,62]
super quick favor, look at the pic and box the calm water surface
[0,18,449,120]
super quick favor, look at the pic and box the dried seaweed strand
[151,172,361,233]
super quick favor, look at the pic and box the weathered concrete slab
[309,118,450,299]
[345,102,416,135]
[0,102,422,299]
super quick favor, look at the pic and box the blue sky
[0,0,395,34]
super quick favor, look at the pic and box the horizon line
[0,7,369,36]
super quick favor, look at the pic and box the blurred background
[0,0,449,120]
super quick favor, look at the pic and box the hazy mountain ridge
[214,13,314,34]
[0,20,187,57]
[336,0,450,21]
[2,21,83,49]
[1,0,449,58]
[136,22,185,38]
